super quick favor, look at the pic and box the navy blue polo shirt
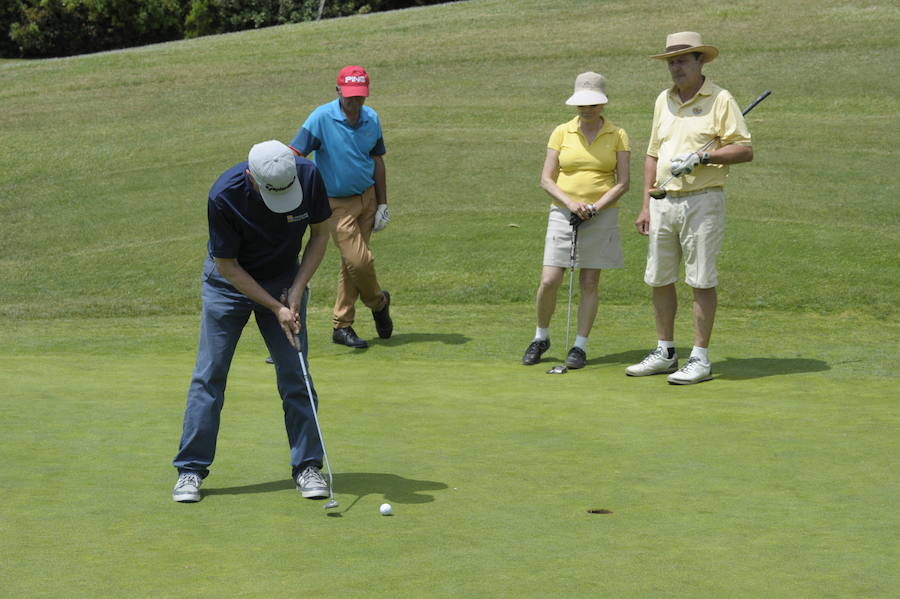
[207,156,331,281]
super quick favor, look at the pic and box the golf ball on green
[379,503,393,516]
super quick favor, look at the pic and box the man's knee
[342,250,375,273]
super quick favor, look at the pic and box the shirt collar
[668,77,714,107]
[565,115,615,136]
[329,98,367,125]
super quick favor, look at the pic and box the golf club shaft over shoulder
[650,90,771,198]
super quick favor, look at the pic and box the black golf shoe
[372,290,393,339]
[333,326,368,349]
[565,347,587,369]
[522,339,550,365]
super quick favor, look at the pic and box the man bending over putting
[172,140,333,502]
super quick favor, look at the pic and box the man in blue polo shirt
[172,140,333,503]
[290,65,393,350]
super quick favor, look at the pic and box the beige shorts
[543,206,624,269]
[643,187,725,288]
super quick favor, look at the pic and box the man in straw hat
[628,32,753,385]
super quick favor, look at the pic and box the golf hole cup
[379,503,393,516]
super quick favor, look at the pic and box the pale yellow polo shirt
[549,116,630,206]
[647,78,751,192]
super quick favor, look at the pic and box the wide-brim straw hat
[565,71,609,106]
[650,31,718,63]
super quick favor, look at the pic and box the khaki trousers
[329,186,386,328]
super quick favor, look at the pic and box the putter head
[546,365,568,375]
[648,187,667,200]
[324,499,339,510]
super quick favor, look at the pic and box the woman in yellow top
[522,72,630,370]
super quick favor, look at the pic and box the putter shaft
[549,222,579,375]
[295,338,338,509]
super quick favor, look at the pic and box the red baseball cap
[337,65,370,97]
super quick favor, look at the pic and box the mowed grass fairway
[1,0,898,597]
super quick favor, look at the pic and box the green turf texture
[1,0,899,597]
[2,307,898,598]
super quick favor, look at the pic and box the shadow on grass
[581,351,829,380]
[205,472,448,512]
[714,357,830,380]
[529,349,649,369]
[335,472,448,504]
[378,332,470,346]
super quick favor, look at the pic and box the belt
[665,186,723,198]
[331,186,374,201]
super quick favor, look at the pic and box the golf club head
[648,188,667,200]
[324,499,339,509]
[546,365,568,375]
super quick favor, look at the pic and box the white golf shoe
[173,472,203,503]
[625,347,678,376]
[296,465,329,499]
[667,357,713,385]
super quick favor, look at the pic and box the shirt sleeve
[616,127,631,152]
[207,196,240,259]
[646,92,666,158]
[716,93,752,146]
[290,126,321,156]
[547,124,565,151]
[370,136,386,156]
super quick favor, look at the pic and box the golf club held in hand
[649,90,771,199]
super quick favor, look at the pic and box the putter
[295,335,339,510]
[547,219,580,375]
[649,90,771,199]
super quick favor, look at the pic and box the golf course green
[1,1,897,597]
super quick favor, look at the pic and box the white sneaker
[667,357,713,385]
[173,472,202,502]
[296,465,329,499]
[625,347,678,376]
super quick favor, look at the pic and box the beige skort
[543,205,624,269]
[643,187,725,289]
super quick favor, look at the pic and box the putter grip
[742,90,771,116]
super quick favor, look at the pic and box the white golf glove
[373,204,390,232]
[670,152,702,177]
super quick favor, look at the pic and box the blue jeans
[173,257,323,479]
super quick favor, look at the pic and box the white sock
[535,327,549,341]
[658,340,675,358]
[574,335,589,350]
[691,346,709,364]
